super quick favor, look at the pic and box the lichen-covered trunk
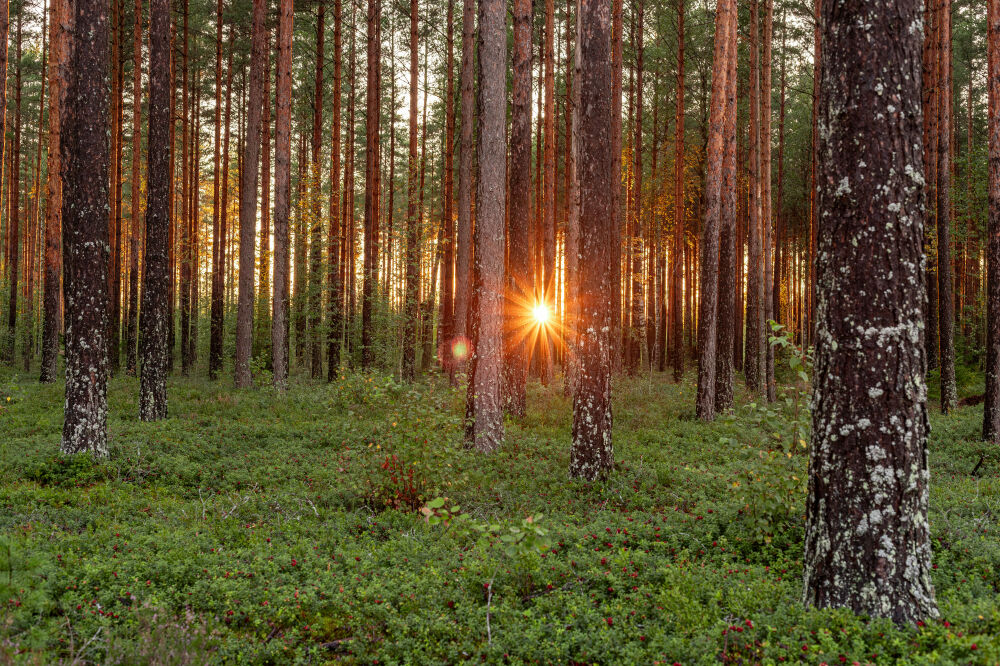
[61,0,110,454]
[504,0,532,416]
[804,0,938,623]
[234,0,266,388]
[985,0,1000,441]
[139,0,171,422]
[570,0,614,481]
[271,0,293,390]
[463,0,505,453]
[693,0,733,421]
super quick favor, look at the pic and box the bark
[453,0,475,354]
[234,0,267,387]
[361,0,381,369]
[209,0,225,379]
[5,16,20,365]
[670,0,684,381]
[41,0,65,383]
[179,0,191,374]
[986,0,1000,441]
[463,0,505,453]
[761,0,775,402]
[540,0,555,383]
[402,0,420,381]
[257,29,271,359]
[505,0,532,415]
[804,0,937,622]
[61,0,111,454]
[124,0,142,376]
[610,0,622,373]
[570,0,614,481]
[272,0,293,389]
[139,0,171,421]
[309,2,325,379]
[628,0,644,376]
[745,0,763,392]
[937,0,957,413]
[694,0,733,421]
[328,0,343,378]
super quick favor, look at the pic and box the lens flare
[532,303,550,325]
[451,338,469,362]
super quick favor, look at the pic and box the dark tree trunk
[744,0,763,393]
[361,0,381,369]
[453,0,475,358]
[5,16,21,365]
[670,0,684,382]
[761,0,775,402]
[41,0,65,383]
[694,0,733,421]
[987,0,1000,441]
[504,0,532,416]
[570,0,614,481]
[309,2,325,379]
[464,0,505,453]
[235,0,267,387]
[402,0,420,381]
[937,0,957,412]
[272,0,293,389]
[139,0,171,421]
[328,0,343,378]
[61,0,111,454]
[208,0,225,379]
[125,0,142,376]
[804,0,938,623]
[440,0,455,378]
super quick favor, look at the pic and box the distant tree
[670,0,684,382]
[328,0,344,378]
[209,0,225,380]
[803,0,938,622]
[61,0,111,454]
[937,0,957,413]
[464,0,505,453]
[139,0,171,421]
[570,0,614,481]
[402,0,420,381]
[453,0,475,367]
[361,0,381,369]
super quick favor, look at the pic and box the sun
[532,303,551,325]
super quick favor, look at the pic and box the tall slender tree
[235,0,267,388]
[61,0,111,453]
[209,0,226,379]
[464,0,505,452]
[402,0,420,380]
[139,0,171,421]
[272,0,293,389]
[803,0,937,622]
[670,0,684,382]
[308,1,326,378]
[328,0,344,378]
[937,0,957,413]
[361,0,381,369]
[453,0,475,364]
[986,0,1000,441]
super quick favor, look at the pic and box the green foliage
[0,366,997,663]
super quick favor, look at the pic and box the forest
[1,0,1000,660]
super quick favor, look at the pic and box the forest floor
[1,362,999,664]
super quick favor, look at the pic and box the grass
[0,362,998,664]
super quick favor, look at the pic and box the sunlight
[532,302,551,326]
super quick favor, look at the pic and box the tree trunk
[571,0,614,481]
[670,0,684,382]
[40,0,65,383]
[5,15,21,365]
[402,0,420,380]
[209,0,225,379]
[453,0,475,360]
[361,0,381,369]
[610,0,622,374]
[986,0,1000,441]
[694,0,733,421]
[744,0,763,393]
[328,0,343,378]
[139,0,171,421]
[464,0,505,453]
[761,0,775,402]
[272,0,293,389]
[440,0,455,379]
[804,0,937,622]
[61,0,111,454]
[234,0,266,388]
[937,0,957,412]
[309,2,326,379]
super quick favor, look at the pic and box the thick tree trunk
[41,0,65,383]
[804,0,938,622]
[234,0,266,387]
[272,0,293,389]
[463,0,505,453]
[139,0,171,421]
[571,0,614,481]
[694,0,733,421]
[61,0,111,454]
